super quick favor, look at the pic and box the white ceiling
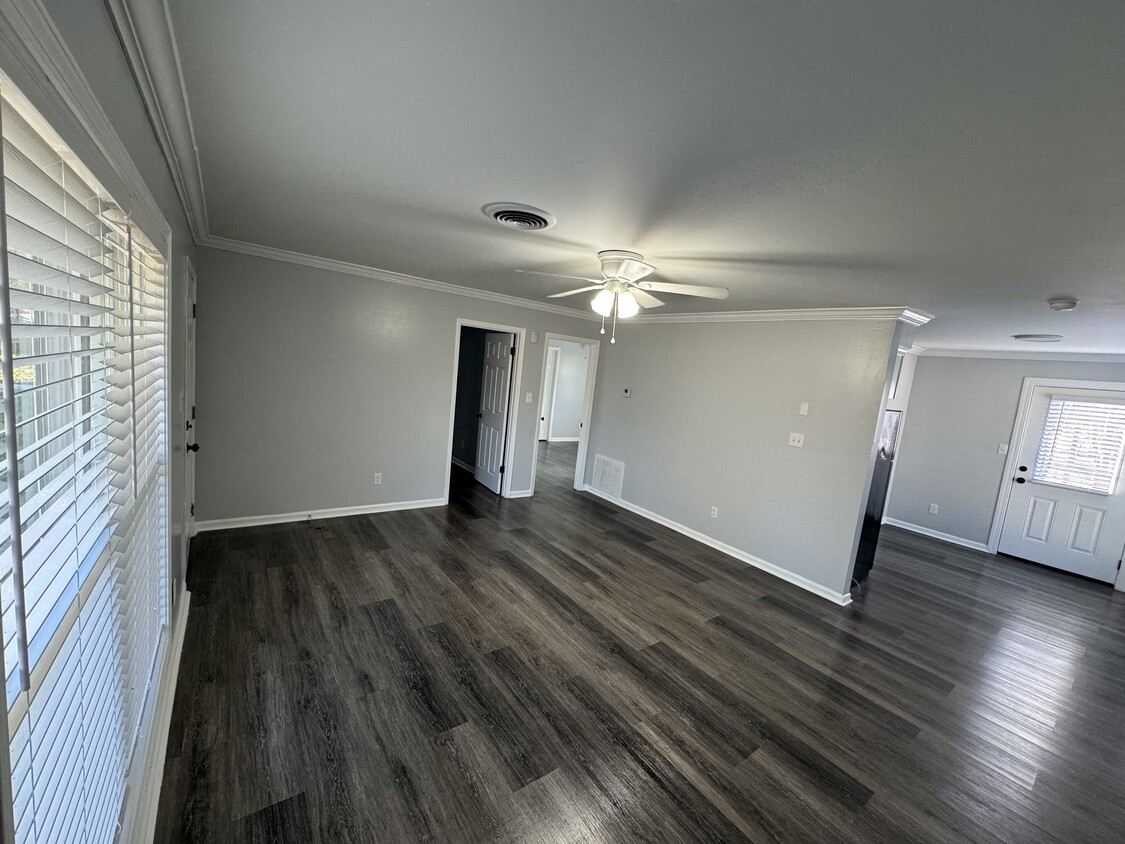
[165,0,1125,352]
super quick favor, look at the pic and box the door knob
[187,443,200,452]
[1014,477,1025,484]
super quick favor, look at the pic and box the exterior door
[998,384,1125,583]
[474,333,514,494]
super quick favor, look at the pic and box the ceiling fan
[517,250,729,343]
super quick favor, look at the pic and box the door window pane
[1032,398,1125,494]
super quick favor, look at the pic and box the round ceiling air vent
[482,202,556,231]
[1013,334,1064,342]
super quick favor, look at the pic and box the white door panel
[998,384,1125,583]
[474,333,514,494]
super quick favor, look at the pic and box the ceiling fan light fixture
[591,289,615,317]
[616,291,640,319]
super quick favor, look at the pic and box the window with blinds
[1033,398,1125,495]
[0,75,168,843]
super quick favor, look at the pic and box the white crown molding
[103,0,208,242]
[634,306,933,325]
[917,348,1125,363]
[200,233,602,321]
[0,0,170,245]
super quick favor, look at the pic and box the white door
[474,333,514,494]
[998,384,1125,583]
[539,346,559,440]
[183,265,197,545]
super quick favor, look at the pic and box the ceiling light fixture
[591,282,640,343]
[1047,296,1079,311]
[1013,334,1064,342]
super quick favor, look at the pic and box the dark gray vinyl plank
[159,444,1125,843]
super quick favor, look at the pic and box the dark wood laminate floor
[157,442,1125,843]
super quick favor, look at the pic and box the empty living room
[0,1,1122,842]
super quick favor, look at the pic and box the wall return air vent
[591,454,625,498]
[482,202,556,231]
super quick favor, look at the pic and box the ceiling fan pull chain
[600,313,606,335]
[610,295,618,344]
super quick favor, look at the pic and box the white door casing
[539,346,559,440]
[474,332,514,494]
[998,382,1125,584]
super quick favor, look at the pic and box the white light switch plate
[997,443,1009,455]
[799,401,809,416]
[788,432,804,448]
[525,392,533,403]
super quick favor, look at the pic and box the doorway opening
[531,334,600,495]
[446,320,524,500]
[991,377,1125,587]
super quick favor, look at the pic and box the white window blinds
[0,75,168,843]
[1033,398,1125,495]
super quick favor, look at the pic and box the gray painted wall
[452,328,488,467]
[584,318,898,597]
[30,0,196,589]
[548,340,588,440]
[194,247,601,520]
[886,355,1125,544]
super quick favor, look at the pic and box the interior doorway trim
[528,333,601,494]
[444,319,527,502]
[987,376,1125,557]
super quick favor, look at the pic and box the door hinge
[190,502,195,517]
[192,302,196,318]
[1118,559,1122,572]
[510,346,516,356]
[499,465,505,474]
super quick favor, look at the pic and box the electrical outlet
[788,432,804,448]
[623,387,631,397]
[373,473,383,486]
[710,506,719,519]
[530,331,540,343]
[928,503,939,515]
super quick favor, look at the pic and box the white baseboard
[195,498,446,532]
[582,486,852,606]
[507,489,534,499]
[451,457,474,472]
[548,436,580,443]
[121,589,191,843]
[881,517,990,552]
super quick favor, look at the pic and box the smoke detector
[1047,297,1079,311]
[482,202,556,231]
[1013,334,1064,342]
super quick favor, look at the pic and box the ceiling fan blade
[547,285,605,298]
[629,289,665,309]
[514,269,600,283]
[637,281,729,300]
